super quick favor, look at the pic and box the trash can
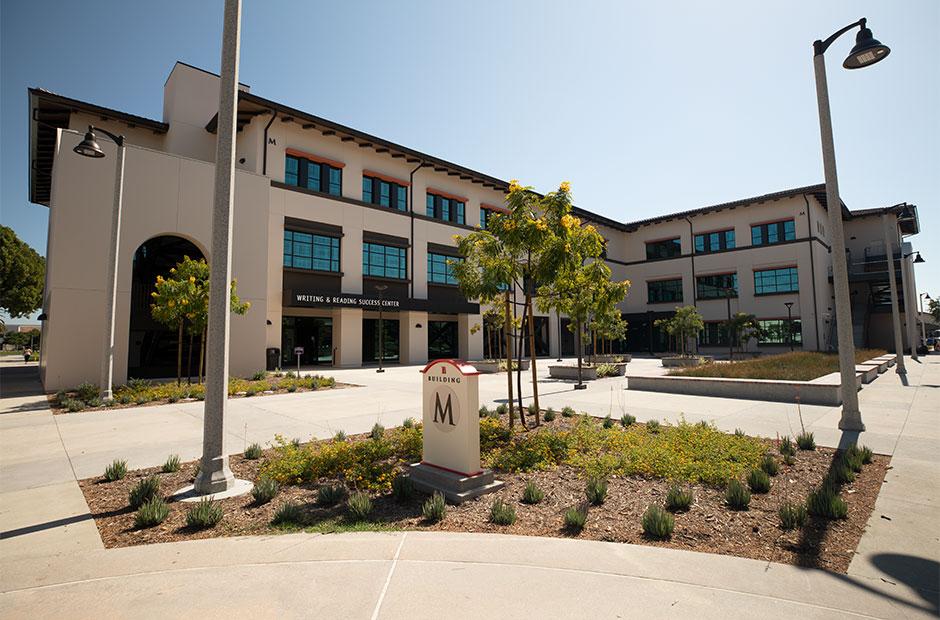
[266,347,280,371]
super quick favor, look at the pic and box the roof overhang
[849,202,919,235]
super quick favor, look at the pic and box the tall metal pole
[99,142,125,400]
[376,285,386,373]
[195,0,243,494]
[785,302,794,351]
[882,214,906,374]
[919,293,929,343]
[899,252,918,361]
[813,50,863,430]
[726,288,733,361]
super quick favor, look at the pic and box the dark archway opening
[127,236,204,379]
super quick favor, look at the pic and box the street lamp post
[375,284,388,373]
[812,17,890,431]
[73,126,125,400]
[883,214,906,374]
[901,251,924,357]
[725,287,733,361]
[784,302,794,351]
[920,292,932,344]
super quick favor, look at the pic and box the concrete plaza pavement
[1,354,937,618]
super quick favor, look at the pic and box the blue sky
[2,0,937,322]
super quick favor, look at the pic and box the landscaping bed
[669,350,886,382]
[80,414,888,574]
[51,372,348,414]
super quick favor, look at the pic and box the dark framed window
[285,154,342,196]
[694,229,735,254]
[480,208,493,229]
[283,230,340,272]
[427,253,462,285]
[754,267,799,295]
[646,238,682,260]
[696,273,738,299]
[700,322,729,346]
[758,319,802,345]
[428,321,459,359]
[362,242,406,279]
[425,193,465,225]
[647,279,683,304]
[751,219,796,246]
[362,175,407,211]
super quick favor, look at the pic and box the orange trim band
[286,148,345,169]
[754,264,798,271]
[427,187,468,204]
[363,169,410,187]
[646,276,684,283]
[696,270,737,277]
[694,227,735,236]
[481,202,509,214]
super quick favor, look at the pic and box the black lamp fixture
[913,252,925,264]
[842,21,891,69]
[72,125,125,158]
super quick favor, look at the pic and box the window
[480,208,493,229]
[362,242,406,279]
[362,175,408,211]
[425,192,466,224]
[427,253,462,285]
[646,238,682,260]
[284,154,342,196]
[700,322,729,346]
[751,219,796,246]
[647,279,683,304]
[758,319,802,345]
[696,273,738,299]
[283,230,340,272]
[754,266,799,295]
[694,229,735,254]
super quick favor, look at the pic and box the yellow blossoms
[559,181,571,193]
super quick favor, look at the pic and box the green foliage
[859,445,874,464]
[783,454,796,466]
[391,475,414,502]
[347,492,373,521]
[423,492,447,523]
[779,437,796,457]
[186,498,223,529]
[595,363,618,378]
[134,497,170,529]
[272,501,303,526]
[564,506,588,532]
[479,417,512,453]
[734,428,745,438]
[760,455,779,476]
[527,403,539,418]
[496,403,508,416]
[646,420,661,433]
[244,386,257,397]
[543,408,556,422]
[371,423,385,441]
[490,429,568,472]
[522,481,545,504]
[76,382,99,403]
[585,476,608,505]
[104,459,128,482]
[290,437,302,447]
[244,443,263,460]
[671,350,886,381]
[479,406,490,418]
[621,414,636,427]
[129,476,161,509]
[251,477,280,505]
[61,397,85,412]
[829,461,856,484]
[86,397,103,408]
[561,406,576,418]
[0,225,45,317]
[747,468,771,494]
[389,425,423,462]
[251,371,267,381]
[642,504,675,539]
[807,483,848,519]
[162,454,181,473]
[655,306,704,356]
[778,501,808,530]
[725,479,751,510]
[796,432,815,451]
[665,485,693,512]
[402,417,416,429]
[317,484,347,506]
[602,415,614,429]
[843,446,864,472]
[489,498,517,525]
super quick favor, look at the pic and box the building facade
[28,63,922,390]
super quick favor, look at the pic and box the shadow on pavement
[871,553,940,615]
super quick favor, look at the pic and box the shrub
[117,394,133,405]
[87,397,103,408]
[725,479,751,510]
[128,377,152,391]
[317,484,347,506]
[285,383,298,393]
[162,454,181,473]
[778,501,808,530]
[479,417,512,453]
[807,484,848,519]
[290,437,302,447]
[251,371,267,381]
[527,403,539,419]
[391,475,414,502]
[734,428,746,438]
[104,459,128,482]
[760,455,779,476]
[244,386,257,397]
[63,398,85,412]
[747,468,771,494]
[402,417,416,429]
[423,492,447,523]
[642,504,675,539]
[779,437,796,457]
[489,498,516,525]
[244,443,263,460]
[586,476,608,505]
[646,420,661,433]
[134,497,170,528]
[543,408,556,422]
[596,363,617,378]
[843,446,864,473]
[186,498,223,529]
[796,432,816,451]
[135,395,149,405]
[347,492,373,521]
[479,406,490,418]
[621,414,636,427]
[129,476,161,509]
[561,406,576,418]
[252,477,280,505]
[564,506,588,532]
[829,462,856,484]
[522,481,545,505]
[665,485,693,512]
[859,445,874,464]
[697,420,710,429]
[370,423,385,441]
[333,430,347,442]
[496,404,508,416]
[272,501,303,525]
[76,382,99,403]
[783,454,796,466]
[602,415,614,429]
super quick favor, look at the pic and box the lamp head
[843,24,890,69]
[913,252,925,264]
[73,129,106,158]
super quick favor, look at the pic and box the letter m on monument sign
[433,392,456,426]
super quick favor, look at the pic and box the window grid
[646,238,682,260]
[283,230,340,272]
[694,229,735,254]
[284,154,342,197]
[758,319,802,344]
[754,267,799,295]
[362,242,407,280]
[700,322,729,346]
[647,279,684,304]
[751,220,796,246]
[426,193,466,225]
[696,273,738,299]
[427,253,462,285]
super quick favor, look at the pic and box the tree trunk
[515,298,526,427]
[198,330,206,384]
[577,319,584,386]
[504,293,514,429]
[592,329,597,365]
[186,330,194,384]
[525,293,540,425]
[176,321,183,385]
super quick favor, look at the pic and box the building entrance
[281,317,333,366]
[363,318,400,364]
[428,320,459,359]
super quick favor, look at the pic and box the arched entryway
[127,235,204,379]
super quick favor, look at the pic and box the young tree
[655,306,704,357]
[0,226,45,318]
[724,312,761,358]
[928,297,940,323]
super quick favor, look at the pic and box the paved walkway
[1,355,937,618]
